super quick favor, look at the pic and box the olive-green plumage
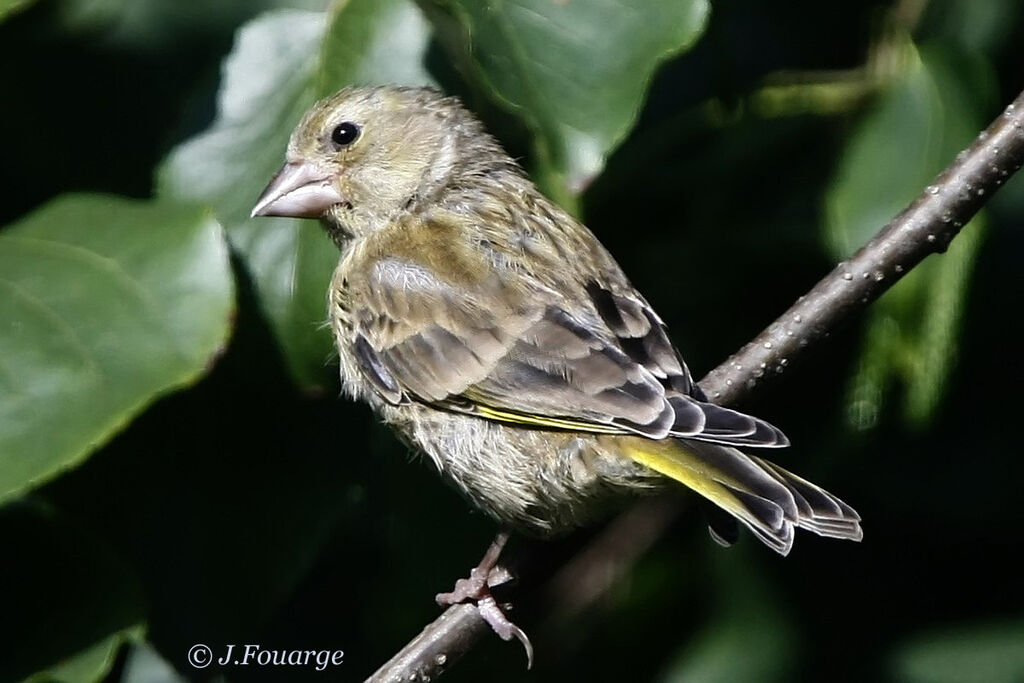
[253,85,862,555]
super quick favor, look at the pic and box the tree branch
[364,90,1024,683]
[700,93,1024,403]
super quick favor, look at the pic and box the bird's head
[251,86,494,237]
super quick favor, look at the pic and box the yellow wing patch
[469,404,626,434]
[618,437,727,502]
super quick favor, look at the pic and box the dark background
[3,0,1024,681]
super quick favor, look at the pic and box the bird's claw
[478,595,534,668]
[435,532,533,668]
[434,566,491,605]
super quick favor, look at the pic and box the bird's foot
[435,532,534,668]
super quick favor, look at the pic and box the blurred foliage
[892,620,1024,683]
[826,42,993,431]
[3,501,145,682]
[656,551,798,683]
[2,0,1023,682]
[0,0,34,22]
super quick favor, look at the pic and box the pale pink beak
[250,162,346,218]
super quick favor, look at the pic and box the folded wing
[349,254,786,448]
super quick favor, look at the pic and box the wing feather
[348,252,786,447]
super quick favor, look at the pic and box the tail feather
[619,437,862,555]
[754,457,864,542]
[726,485,795,554]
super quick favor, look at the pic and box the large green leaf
[825,43,992,430]
[0,194,233,503]
[159,1,435,389]
[421,0,709,204]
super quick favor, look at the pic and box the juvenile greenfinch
[253,85,862,557]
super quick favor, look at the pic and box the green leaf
[421,0,709,204]
[0,0,34,23]
[920,0,1023,56]
[902,215,985,423]
[825,43,992,430]
[318,0,435,94]
[0,194,233,503]
[52,0,327,48]
[159,1,435,388]
[25,631,138,683]
[120,642,190,683]
[892,620,1024,683]
[2,502,145,682]
[826,43,990,254]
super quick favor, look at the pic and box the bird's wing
[350,254,786,446]
[585,282,789,447]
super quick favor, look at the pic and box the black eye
[331,121,360,147]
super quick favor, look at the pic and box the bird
[252,85,862,647]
